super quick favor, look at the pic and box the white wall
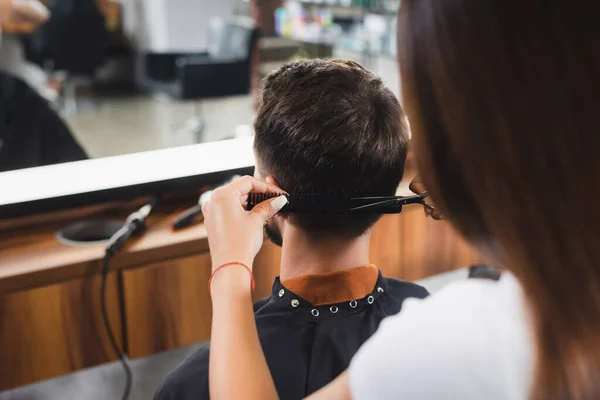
[167,0,234,51]
[120,0,233,52]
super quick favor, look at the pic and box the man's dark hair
[254,59,409,238]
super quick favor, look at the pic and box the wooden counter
[0,181,483,390]
[0,202,211,295]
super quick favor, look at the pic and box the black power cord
[100,198,159,400]
[101,254,133,400]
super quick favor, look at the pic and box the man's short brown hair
[254,59,409,237]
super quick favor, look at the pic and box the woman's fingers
[205,176,284,214]
[202,176,285,271]
[203,175,284,214]
[409,176,445,220]
[429,208,444,221]
[250,195,288,223]
[225,175,284,203]
[409,178,427,197]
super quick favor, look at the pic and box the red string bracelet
[208,262,255,292]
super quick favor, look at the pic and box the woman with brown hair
[201,0,600,399]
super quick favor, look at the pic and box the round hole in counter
[56,220,124,246]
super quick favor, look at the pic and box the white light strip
[0,137,255,206]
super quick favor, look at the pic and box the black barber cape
[155,272,428,400]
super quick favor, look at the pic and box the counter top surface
[0,202,209,295]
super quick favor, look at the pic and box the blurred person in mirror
[0,0,88,172]
[154,59,429,400]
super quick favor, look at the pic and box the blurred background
[0,0,401,171]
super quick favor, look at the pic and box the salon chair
[143,17,259,139]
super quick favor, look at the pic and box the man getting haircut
[155,59,428,400]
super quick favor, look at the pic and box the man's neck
[279,227,371,281]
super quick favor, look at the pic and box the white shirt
[349,273,534,400]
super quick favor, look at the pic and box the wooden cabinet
[122,243,283,359]
[122,253,213,359]
[0,273,122,390]
[370,207,482,281]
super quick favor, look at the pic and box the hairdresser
[202,1,599,398]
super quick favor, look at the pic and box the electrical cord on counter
[100,197,159,400]
[171,203,203,230]
[171,175,241,230]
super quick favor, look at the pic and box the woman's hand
[201,175,288,271]
[205,177,286,400]
[409,176,444,220]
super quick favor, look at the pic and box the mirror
[0,0,400,176]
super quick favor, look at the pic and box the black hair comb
[246,192,435,214]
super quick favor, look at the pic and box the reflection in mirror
[0,0,257,173]
[0,0,400,173]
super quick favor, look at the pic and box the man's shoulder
[382,276,430,300]
[154,342,211,400]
